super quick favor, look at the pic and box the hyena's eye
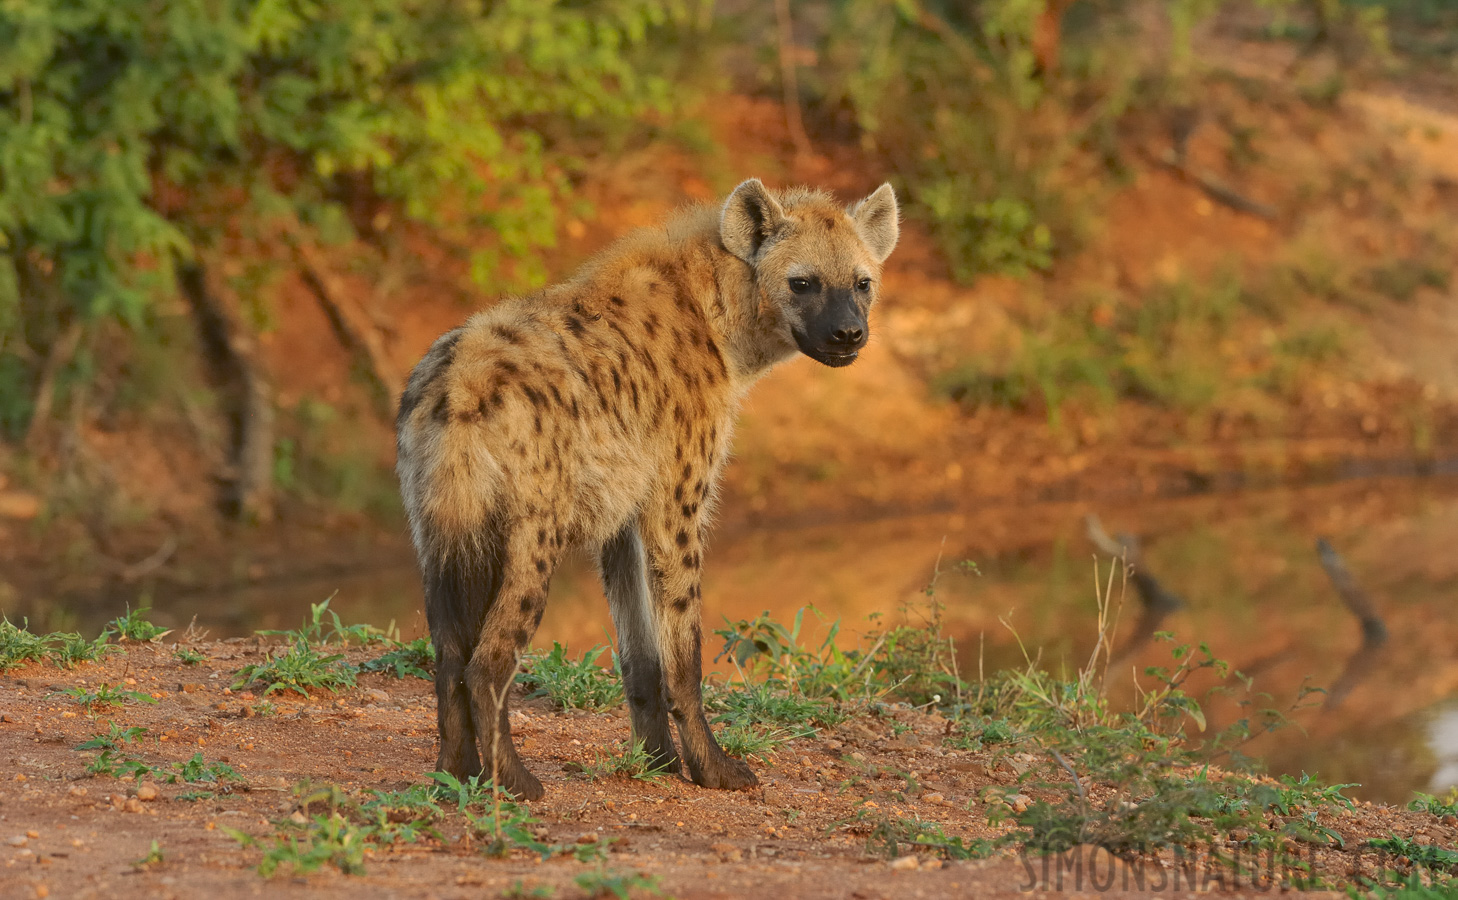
[788,277,814,294]
[856,277,872,292]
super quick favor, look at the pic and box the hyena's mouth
[793,330,863,368]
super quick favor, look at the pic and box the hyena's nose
[830,325,865,346]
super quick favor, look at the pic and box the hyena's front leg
[600,525,680,773]
[464,522,560,801]
[641,507,758,792]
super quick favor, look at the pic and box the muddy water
[81,476,1458,803]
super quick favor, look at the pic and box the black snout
[793,288,868,368]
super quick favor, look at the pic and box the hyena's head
[720,179,899,368]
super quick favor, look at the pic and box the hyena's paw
[500,766,545,802]
[692,756,758,792]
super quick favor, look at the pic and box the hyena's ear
[849,183,900,264]
[720,178,788,263]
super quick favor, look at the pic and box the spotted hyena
[396,179,899,799]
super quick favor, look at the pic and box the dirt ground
[3,642,1454,899]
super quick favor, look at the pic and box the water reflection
[15,475,1458,803]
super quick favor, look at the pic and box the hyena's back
[396,237,734,565]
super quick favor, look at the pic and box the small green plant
[231,812,375,877]
[233,639,357,696]
[517,642,623,710]
[1368,837,1458,874]
[1410,792,1458,820]
[133,840,165,869]
[177,790,216,802]
[86,750,157,780]
[105,605,170,642]
[580,741,672,784]
[707,679,837,730]
[53,684,158,711]
[504,881,556,899]
[852,809,1000,861]
[173,647,206,666]
[574,865,664,900]
[714,721,808,764]
[359,638,434,680]
[174,752,244,784]
[0,617,49,671]
[77,723,147,751]
[260,596,385,648]
[48,633,121,669]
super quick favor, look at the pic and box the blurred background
[0,0,1454,801]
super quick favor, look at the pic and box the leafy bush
[0,0,681,434]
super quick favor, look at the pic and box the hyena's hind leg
[423,546,505,780]
[600,525,680,774]
[463,518,562,801]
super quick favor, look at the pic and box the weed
[504,881,556,899]
[946,716,1019,751]
[77,723,147,751]
[133,840,165,868]
[174,752,243,784]
[1409,792,1458,820]
[574,865,664,899]
[714,721,808,764]
[849,809,999,861]
[53,684,158,711]
[707,679,837,730]
[105,605,170,642]
[517,643,623,711]
[233,639,357,696]
[259,596,384,648]
[48,633,121,669]
[251,700,278,717]
[87,750,243,786]
[87,750,156,780]
[173,646,206,665]
[0,617,49,671]
[580,741,673,784]
[231,812,375,877]
[177,790,216,802]
[1368,837,1458,873]
[359,637,434,680]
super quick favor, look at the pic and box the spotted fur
[396,179,899,799]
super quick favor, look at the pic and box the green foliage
[132,840,165,869]
[518,642,623,711]
[1,617,122,670]
[48,632,120,669]
[0,0,681,435]
[574,866,665,900]
[104,605,170,642]
[260,596,383,647]
[236,596,377,695]
[359,637,434,680]
[714,721,810,764]
[173,646,206,666]
[1409,792,1458,820]
[53,683,157,711]
[232,637,357,696]
[86,748,243,786]
[77,722,147,751]
[579,740,673,784]
[0,617,52,671]
[852,809,1001,861]
[1368,837,1458,874]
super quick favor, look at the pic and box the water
[30,475,1458,804]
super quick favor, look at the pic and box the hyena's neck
[686,232,799,391]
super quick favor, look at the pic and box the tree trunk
[176,257,274,522]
